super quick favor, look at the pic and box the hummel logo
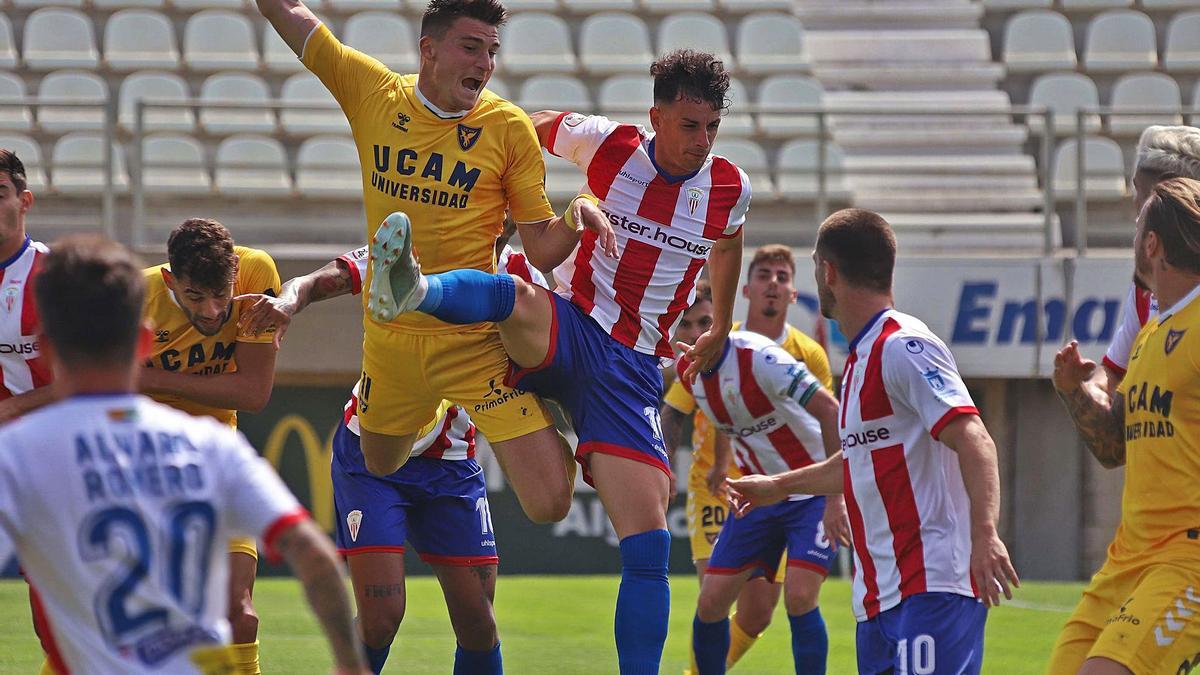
[484,378,503,398]
[155,329,170,342]
[392,112,411,132]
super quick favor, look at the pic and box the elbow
[243,388,273,414]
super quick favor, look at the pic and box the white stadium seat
[1060,0,1130,9]
[711,139,772,197]
[1193,83,1200,126]
[23,9,99,71]
[51,133,128,193]
[215,135,292,196]
[0,73,33,131]
[1053,137,1126,201]
[104,10,180,71]
[722,78,754,137]
[1083,10,1157,73]
[639,0,714,15]
[1002,11,1076,73]
[776,139,849,201]
[0,16,18,69]
[756,75,823,138]
[503,0,559,11]
[982,0,1050,7]
[280,72,348,135]
[1108,73,1182,136]
[200,73,276,134]
[484,77,510,100]
[561,0,635,13]
[1027,72,1100,136]
[499,14,577,75]
[263,22,306,73]
[579,13,653,75]
[344,13,417,73]
[718,0,792,14]
[13,0,84,8]
[92,0,166,9]
[141,134,211,194]
[1164,12,1200,73]
[519,75,590,112]
[118,71,194,133]
[1141,0,1200,8]
[735,13,808,75]
[321,0,400,10]
[598,75,652,121]
[183,11,259,71]
[37,71,108,133]
[172,0,246,10]
[0,135,47,190]
[297,136,362,198]
[658,14,733,69]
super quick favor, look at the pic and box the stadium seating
[658,14,733,68]
[1002,10,1076,73]
[118,71,194,133]
[735,13,809,75]
[199,73,276,134]
[1027,72,1101,135]
[775,139,849,202]
[561,0,636,13]
[543,149,582,201]
[104,10,180,72]
[640,0,714,15]
[263,23,306,73]
[23,8,99,71]
[718,0,792,14]
[722,78,754,137]
[1163,12,1200,72]
[295,136,362,198]
[1107,73,1183,136]
[484,77,511,100]
[598,75,652,120]
[92,0,166,9]
[344,13,418,73]
[13,0,84,9]
[499,14,577,75]
[518,75,591,112]
[1061,0,1131,9]
[1082,10,1157,73]
[807,28,1000,88]
[578,13,653,75]
[37,71,108,133]
[214,135,292,196]
[172,0,246,10]
[756,75,823,138]
[51,133,128,193]
[1053,136,1127,202]
[321,0,401,10]
[280,72,349,135]
[0,16,18,70]
[711,138,773,197]
[140,133,211,194]
[0,134,46,189]
[0,73,33,131]
[983,0,1051,8]
[183,11,259,71]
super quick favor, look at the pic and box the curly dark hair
[689,277,712,308]
[421,0,508,38]
[651,49,730,112]
[166,218,237,291]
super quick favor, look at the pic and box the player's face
[812,250,836,320]
[165,272,236,336]
[420,18,499,113]
[0,174,32,252]
[674,299,713,350]
[1133,200,1156,290]
[744,261,797,320]
[649,97,722,176]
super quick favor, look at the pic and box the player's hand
[970,530,1020,608]
[1052,340,1097,395]
[679,327,730,383]
[821,495,852,552]
[725,474,786,516]
[235,293,293,349]
[571,196,619,259]
[706,463,728,499]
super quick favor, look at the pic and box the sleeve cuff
[262,507,311,564]
[337,255,363,295]
[545,110,571,156]
[930,406,980,440]
[796,381,821,408]
[1101,356,1127,378]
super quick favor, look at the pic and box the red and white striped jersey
[545,112,752,358]
[838,309,981,621]
[0,237,51,400]
[1103,282,1158,376]
[675,331,827,499]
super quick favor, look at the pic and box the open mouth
[462,78,483,93]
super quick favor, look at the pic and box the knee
[736,607,773,636]
[696,591,731,624]
[452,611,498,651]
[359,606,405,648]
[363,455,402,477]
[523,492,571,524]
[783,583,821,617]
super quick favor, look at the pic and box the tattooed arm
[1053,341,1127,468]
[236,257,358,348]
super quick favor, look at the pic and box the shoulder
[881,315,955,364]
[784,325,822,354]
[142,264,169,302]
[235,246,277,271]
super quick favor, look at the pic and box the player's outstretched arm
[681,232,742,382]
[139,341,278,412]
[516,196,617,274]
[1052,340,1126,468]
[938,414,1020,608]
[274,519,369,675]
[255,0,321,56]
[0,385,58,424]
[238,258,357,348]
[726,451,844,515]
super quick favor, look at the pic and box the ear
[18,189,33,215]
[160,267,175,291]
[786,285,799,303]
[741,283,749,299]
[419,34,436,62]
[649,106,661,133]
[136,321,154,360]
[821,259,837,286]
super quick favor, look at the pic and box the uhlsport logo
[457,124,482,151]
[346,509,363,543]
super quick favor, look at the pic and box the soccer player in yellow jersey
[256,0,608,521]
[1051,177,1200,675]
[663,245,850,672]
[139,219,281,674]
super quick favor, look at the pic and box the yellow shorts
[1047,559,1200,674]
[686,473,729,563]
[358,323,552,441]
[229,537,257,559]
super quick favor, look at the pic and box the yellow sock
[231,641,260,675]
[190,644,236,675]
[38,658,57,675]
[726,613,761,670]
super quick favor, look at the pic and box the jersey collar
[414,77,469,120]
[0,236,31,270]
[647,138,703,184]
[1157,282,1200,322]
[847,307,892,354]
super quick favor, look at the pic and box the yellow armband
[564,193,601,230]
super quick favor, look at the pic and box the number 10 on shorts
[897,634,935,675]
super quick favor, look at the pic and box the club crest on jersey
[457,124,482,151]
[346,509,363,542]
[922,367,946,391]
[1165,329,1186,355]
[686,187,704,215]
[2,285,18,312]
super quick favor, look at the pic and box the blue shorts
[331,423,498,566]
[707,496,833,582]
[856,592,986,675]
[506,291,669,486]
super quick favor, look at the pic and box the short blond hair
[1135,126,1200,180]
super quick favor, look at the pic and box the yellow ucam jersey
[1115,283,1200,567]
[142,246,281,428]
[300,23,555,335]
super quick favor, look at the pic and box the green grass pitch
[0,576,1081,673]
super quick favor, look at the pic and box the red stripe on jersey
[859,318,901,421]
[701,373,733,426]
[840,353,859,429]
[871,444,928,601]
[344,396,357,425]
[422,407,459,459]
[546,110,571,157]
[655,256,707,356]
[29,583,70,675]
[675,358,694,394]
[735,438,769,475]
[569,229,599,313]
[504,252,534,284]
[1101,355,1127,378]
[704,157,743,240]
[22,251,50,389]
[637,174,683,226]
[1135,287,1152,325]
[587,125,642,201]
[844,463,882,618]
[767,424,814,469]
[465,422,477,459]
[609,238,661,347]
[736,347,775,417]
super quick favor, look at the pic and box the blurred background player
[255,0,609,522]
[235,227,552,675]
[139,218,282,674]
[1049,178,1200,675]
[0,234,367,675]
[367,48,750,673]
[671,314,844,675]
[728,208,1018,675]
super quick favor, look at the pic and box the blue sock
[453,641,502,675]
[789,608,828,675]
[361,640,390,675]
[416,270,516,324]
[692,615,730,675]
[615,529,671,675]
